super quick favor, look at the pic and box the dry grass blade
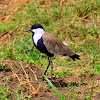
[11,68,21,83]
[18,62,37,94]
[0,59,41,97]
[0,0,34,21]
[28,65,38,81]
[60,0,64,6]
[0,26,18,43]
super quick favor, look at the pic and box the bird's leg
[50,57,53,83]
[41,56,50,82]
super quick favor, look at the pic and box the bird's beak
[25,29,31,32]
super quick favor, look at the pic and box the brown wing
[42,32,75,56]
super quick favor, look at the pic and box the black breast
[33,37,54,57]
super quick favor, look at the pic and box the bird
[25,24,80,83]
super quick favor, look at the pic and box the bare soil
[0,59,100,100]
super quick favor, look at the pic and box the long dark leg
[50,57,53,83]
[41,56,50,81]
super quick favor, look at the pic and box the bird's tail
[70,54,80,61]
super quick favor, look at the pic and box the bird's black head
[25,24,44,32]
[31,24,44,30]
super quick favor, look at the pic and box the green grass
[0,77,11,100]
[0,0,100,99]
[0,62,4,69]
[0,86,12,100]
[44,75,65,100]
[89,75,97,100]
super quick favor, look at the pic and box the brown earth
[0,59,100,100]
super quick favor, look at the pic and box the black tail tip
[70,54,80,61]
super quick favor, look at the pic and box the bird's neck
[32,28,45,46]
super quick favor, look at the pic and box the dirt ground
[0,59,100,100]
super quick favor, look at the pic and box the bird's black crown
[31,24,44,30]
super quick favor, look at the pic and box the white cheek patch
[31,28,45,33]
[31,29,35,33]
[63,42,68,46]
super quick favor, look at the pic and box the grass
[0,77,29,100]
[89,75,97,100]
[0,86,12,100]
[0,77,12,100]
[44,75,65,100]
[0,62,4,69]
[0,0,100,99]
